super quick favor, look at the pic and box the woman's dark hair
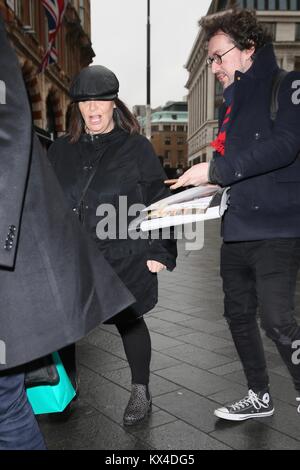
[67,98,140,143]
[199,9,273,52]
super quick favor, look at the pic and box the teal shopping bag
[26,352,76,415]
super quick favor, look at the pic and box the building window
[202,154,207,163]
[164,150,171,160]
[214,79,223,119]
[177,125,184,132]
[151,125,159,132]
[15,0,26,21]
[290,0,299,9]
[260,22,276,41]
[245,0,255,8]
[165,137,171,145]
[296,24,300,41]
[279,0,288,8]
[79,0,85,28]
[164,125,171,132]
[213,127,219,139]
[46,94,57,139]
[172,114,178,120]
[178,150,184,161]
[240,0,298,7]
[257,0,266,9]
[29,0,35,29]
[215,80,223,99]
[218,0,228,10]
[177,137,185,145]
[214,106,219,120]
[295,57,300,71]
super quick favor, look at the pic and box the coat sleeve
[210,72,300,187]
[137,137,177,271]
[0,15,32,268]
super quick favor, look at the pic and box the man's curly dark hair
[199,9,273,51]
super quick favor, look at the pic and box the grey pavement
[38,220,300,450]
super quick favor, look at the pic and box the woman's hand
[147,260,167,273]
[170,163,210,189]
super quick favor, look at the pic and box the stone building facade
[0,0,94,138]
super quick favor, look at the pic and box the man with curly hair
[172,9,300,421]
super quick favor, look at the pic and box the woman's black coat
[49,129,177,319]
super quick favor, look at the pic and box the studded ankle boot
[123,384,152,426]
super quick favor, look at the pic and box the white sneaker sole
[214,408,275,421]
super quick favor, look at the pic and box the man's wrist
[208,158,222,185]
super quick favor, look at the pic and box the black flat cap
[70,65,119,102]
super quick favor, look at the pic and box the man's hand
[147,260,167,273]
[170,163,210,189]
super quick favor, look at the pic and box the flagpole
[146,0,151,141]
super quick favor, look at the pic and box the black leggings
[115,317,151,385]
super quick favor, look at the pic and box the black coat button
[235,172,242,178]
[254,132,261,140]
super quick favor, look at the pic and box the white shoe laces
[296,397,300,414]
[230,390,269,412]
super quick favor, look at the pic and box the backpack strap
[270,69,288,121]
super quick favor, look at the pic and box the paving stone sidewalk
[38,220,300,450]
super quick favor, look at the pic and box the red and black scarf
[210,83,234,156]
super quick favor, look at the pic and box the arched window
[46,93,58,139]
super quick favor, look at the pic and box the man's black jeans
[221,238,300,393]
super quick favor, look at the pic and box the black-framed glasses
[206,45,236,66]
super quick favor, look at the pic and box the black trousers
[60,317,151,387]
[116,317,151,385]
[221,238,300,393]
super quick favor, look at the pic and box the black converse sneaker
[214,389,274,421]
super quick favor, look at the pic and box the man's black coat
[0,16,134,371]
[210,44,300,242]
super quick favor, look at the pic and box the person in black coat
[172,9,300,421]
[0,16,134,450]
[48,65,177,426]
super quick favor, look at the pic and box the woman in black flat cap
[48,65,177,426]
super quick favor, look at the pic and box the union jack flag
[39,0,68,73]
